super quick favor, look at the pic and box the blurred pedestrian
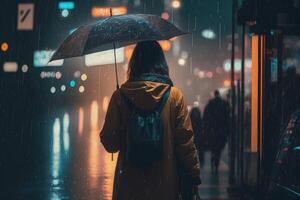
[203,90,230,174]
[190,102,205,168]
[100,41,201,200]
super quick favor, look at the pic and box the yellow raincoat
[100,81,201,200]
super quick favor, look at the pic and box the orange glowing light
[125,45,135,60]
[159,40,171,52]
[78,107,84,136]
[170,37,177,42]
[102,96,110,112]
[223,80,231,87]
[90,100,99,130]
[251,34,265,153]
[88,129,101,188]
[1,42,9,52]
[91,6,127,18]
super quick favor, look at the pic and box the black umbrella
[51,12,187,89]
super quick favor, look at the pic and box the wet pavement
[1,100,232,200]
[199,152,231,200]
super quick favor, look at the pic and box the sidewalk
[198,152,231,200]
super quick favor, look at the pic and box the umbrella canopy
[50,14,187,61]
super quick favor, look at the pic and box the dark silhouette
[266,68,300,199]
[203,90,230,174]
[100,41,201,200]
[190,106,205,168]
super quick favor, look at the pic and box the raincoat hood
[120,73,173,111]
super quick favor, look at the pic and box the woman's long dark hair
[127,41,169,80]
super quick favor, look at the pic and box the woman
[100,41,201,200]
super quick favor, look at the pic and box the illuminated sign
[3,62,18,72]
[34,50,64,67]
[17,3,34,30]
[85,47,125,67]
[58,2,75,10]
[40,71,56,78]
[91,6,127,18]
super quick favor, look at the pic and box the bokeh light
[81,74,88,81]
[201,29,216,39]
[172,0,181,9]
[206,71,214,78]
[55,71,62,79]
[161,12,170,20]
[50,87,56,94]
[61,9,69,17]
[61,85,66,92]
[21,64,29,73]
[79,86,85,93]
[1,42,9,52]
[224,80,231,87]
[69,80,76,88]
[74,71,81,78]
[198,71,205,79]
[178,58,186,66]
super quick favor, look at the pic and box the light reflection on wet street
[4,100,118,200]
[1,99,231,200]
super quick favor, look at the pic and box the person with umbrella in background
[51,13,201,200]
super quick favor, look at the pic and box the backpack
[121,87,171,168]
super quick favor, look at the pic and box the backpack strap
[157,86,171,113]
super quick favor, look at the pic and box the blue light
[58,2,75,10]
[294,146,300,150]
[69,80,76,88]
